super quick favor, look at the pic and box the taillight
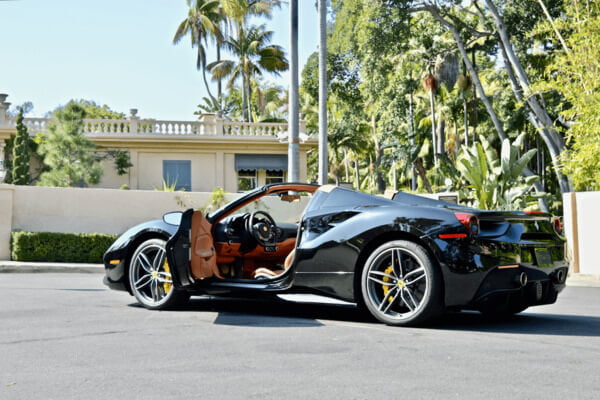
[551,216,563,236]
[524,210,544,215]
[454,212,479,236]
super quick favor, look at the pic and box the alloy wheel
[129,240,175,308]
[363,243,432,324]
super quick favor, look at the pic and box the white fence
[0,105,307,140]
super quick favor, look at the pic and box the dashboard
[213,213,298,253]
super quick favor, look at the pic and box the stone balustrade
[0,95,308,140]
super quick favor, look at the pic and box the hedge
[11,231,118,263]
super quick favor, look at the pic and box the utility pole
[288,0,300,182]
[317,0,328,185]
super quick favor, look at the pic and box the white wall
[0,184,311,260]
[563,192,600,275]
[4,184,594,271]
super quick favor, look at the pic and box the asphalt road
[1,273,599,400]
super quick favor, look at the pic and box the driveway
[1,273,599,399]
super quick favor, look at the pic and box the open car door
[166,209,221,288]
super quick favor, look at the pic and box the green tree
[538,3,600,190]
[11,108,30,185]
[37,103,103,187]
[63,99,126,119]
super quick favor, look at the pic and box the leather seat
[253,250,295,279]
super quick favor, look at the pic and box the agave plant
[444,134,542,210]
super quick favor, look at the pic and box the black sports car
[103,183,568,326]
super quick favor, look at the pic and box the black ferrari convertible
[103,183,568,326]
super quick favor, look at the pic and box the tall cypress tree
[12,108,30,185]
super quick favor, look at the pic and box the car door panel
[166,208,220,288]
[190,210,221,279]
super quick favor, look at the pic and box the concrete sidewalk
[1,261,599,287]
[0,261,103,274]
[567,273,600,288]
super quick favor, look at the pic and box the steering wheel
[246,210,278,247]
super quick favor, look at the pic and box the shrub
[11,231,117,263]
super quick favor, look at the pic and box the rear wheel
[361,240,443,326]
[129,238,189,310]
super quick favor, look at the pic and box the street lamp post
[287,0,300,182]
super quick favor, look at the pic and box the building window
[237,169,257,191]
[266,170,284,185]
[163,160,191,191]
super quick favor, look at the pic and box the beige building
[0,95,315,192]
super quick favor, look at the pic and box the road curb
[0,261,103,274]
[567,273,600,288]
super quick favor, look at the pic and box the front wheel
[361,240,443,326]
[129,238,189,310]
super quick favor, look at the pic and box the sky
[0,0,319,120]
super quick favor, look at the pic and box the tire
[128,238,189,310]
[361,240,443,326]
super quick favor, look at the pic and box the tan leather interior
[215,239,296,279]
[190,211,223,280]
[190,184,315,281]
[253,249,295,279]
[214,238,296,262]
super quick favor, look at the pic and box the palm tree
[221,0,282,23]
[173,0,223,105]
[208,24,288,121]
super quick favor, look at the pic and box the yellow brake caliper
[382,266,395,302]
[163,260,173,293]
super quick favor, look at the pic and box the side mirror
[163,211,183,226]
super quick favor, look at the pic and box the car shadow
[130,297,600,336]
[186,296,372,327]
[430,310,600,337]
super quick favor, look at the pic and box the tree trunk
[461,60,469,146]
[421,4,550,210]
[471,50,478,137]
[536,0,571,55]
[354,159,360,190]
[372,115,386,193]
[202,66,217,106]
[423,5,508,142]
[242,73,248,122]
[483,0,571,193]
[247,77,253,122]
[216,45,222,103]
[428,88,438,165]
[318,0,328,185]
[463,94,469,146]
[437,119,445,155]
[343,147,350,182]
[414,158,433,193]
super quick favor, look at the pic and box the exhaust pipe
[514,272,528,287]
[554,269,566,284]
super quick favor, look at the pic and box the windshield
[207,183,319,223]
[237,192,313,224]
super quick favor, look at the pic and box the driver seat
[253,250,295,279]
